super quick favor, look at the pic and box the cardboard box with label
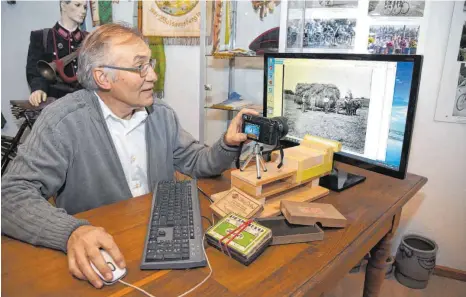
[280,201,347,228]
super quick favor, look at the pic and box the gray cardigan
[1,90,237,252]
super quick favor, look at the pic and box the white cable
[118,279,157,297]
[176,234,212,297]
[117,234,212,297]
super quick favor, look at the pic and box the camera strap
[235,142,244,169]
[277,140,284,169]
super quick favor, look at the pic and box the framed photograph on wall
[303,18,356,49]
[435,1,466,123]
[368,0,425,17]
[368,25,419,55]
[306,0,359,9]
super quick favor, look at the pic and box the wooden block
[231,165,296,186]
[272,141,332,184]
[280,201,347,228]
[273,146,323,171]
[231,166,297,199]
[301,134,342,153]
[257,184,329,218]
[209,188,263,219]
[231,176,261,197]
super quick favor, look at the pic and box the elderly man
[2,23,257,289]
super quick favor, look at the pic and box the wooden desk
[2,163,427,297]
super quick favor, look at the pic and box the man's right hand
[67,225,126,288]
[28,90,47,107]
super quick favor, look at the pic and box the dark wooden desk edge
[291,176,428,297]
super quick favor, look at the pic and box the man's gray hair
[77,22,147,90]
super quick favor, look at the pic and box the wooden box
[280,201,347,228]
[209,188,263,219]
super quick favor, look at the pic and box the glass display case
[200,1,282,145]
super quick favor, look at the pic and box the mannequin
[26,0,88,106]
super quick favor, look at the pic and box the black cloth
[26,22,87,99]
[1,113,6,129]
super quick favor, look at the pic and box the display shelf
[200,1,281,145]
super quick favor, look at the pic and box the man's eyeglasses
[100,59,156,78]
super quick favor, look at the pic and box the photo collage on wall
[287,0,359,50]
[368,0,424,56]
[286,0,425,55]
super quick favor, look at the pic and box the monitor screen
[264,53,422,178]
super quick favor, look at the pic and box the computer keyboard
[140,180,207,270]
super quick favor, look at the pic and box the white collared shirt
[96,93,149,197]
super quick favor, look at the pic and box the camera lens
[271,117,288,139]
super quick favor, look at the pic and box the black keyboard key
[164,253,181,260]
[146,253,157,260]
[154,254,164,261]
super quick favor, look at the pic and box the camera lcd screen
[244,122,260,140]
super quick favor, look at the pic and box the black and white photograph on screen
[464,1,466,11]
[305,0,359,9]
[368,0,425,17]
[303,18,356,49]
[282,64,372,154]
[453,64,466,117]
[368,25,419,55]
[287,18,303,49]
[457,22,466,61]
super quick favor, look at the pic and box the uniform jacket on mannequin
[26,22,87,99]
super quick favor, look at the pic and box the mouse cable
[117,234,213,297]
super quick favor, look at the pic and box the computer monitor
[264,53,422,186]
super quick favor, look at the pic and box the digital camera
[242,115,288,146]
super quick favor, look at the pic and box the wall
[1,0,200,139]
[390,1,466,270]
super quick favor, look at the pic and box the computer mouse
[90,249,127,285]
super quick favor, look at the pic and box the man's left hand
[224,108,260,146]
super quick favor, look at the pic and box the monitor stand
[319,167,366,192]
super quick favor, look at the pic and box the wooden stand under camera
[210,135,342,218]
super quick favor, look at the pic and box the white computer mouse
[90,249,127,285]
